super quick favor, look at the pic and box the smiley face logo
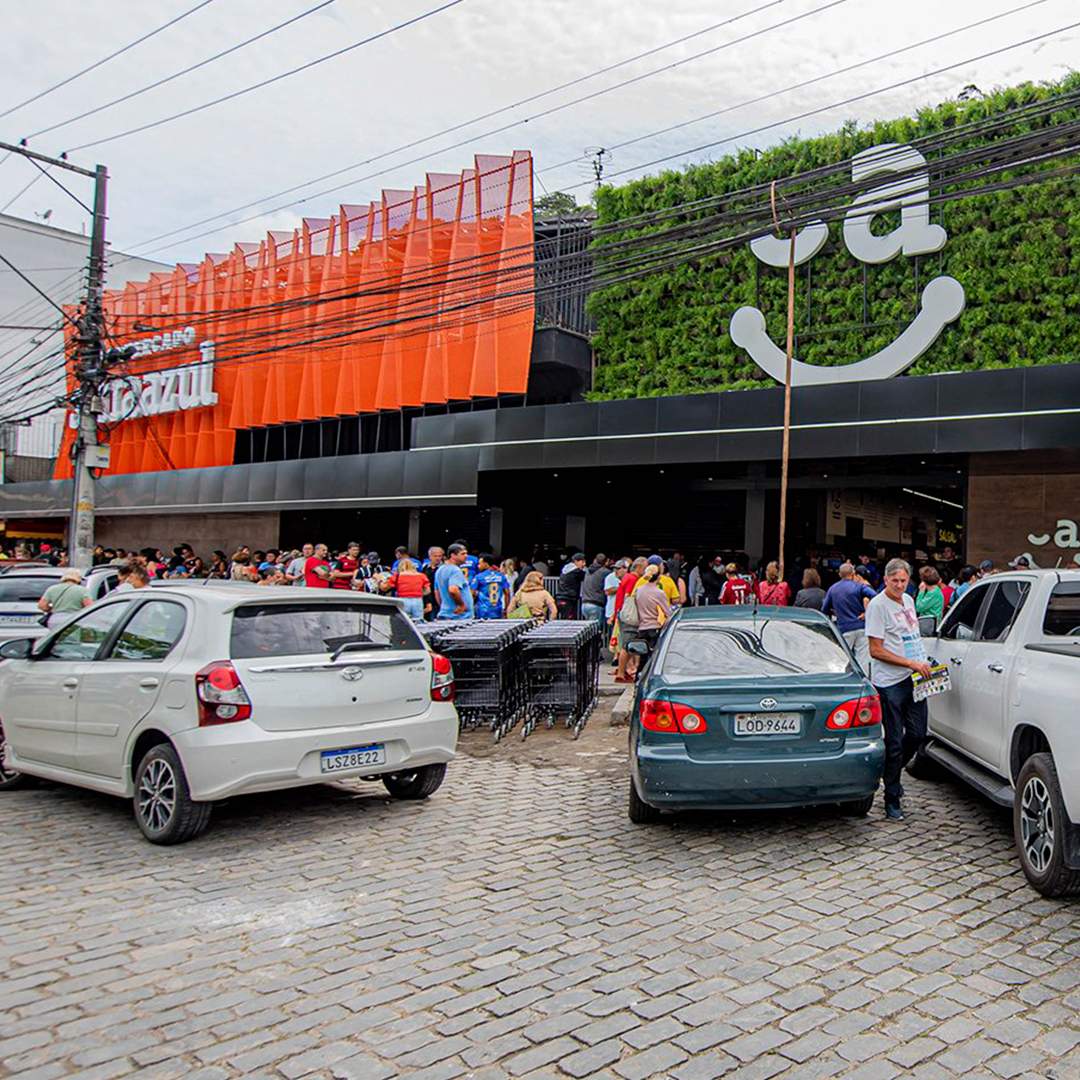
[730,143,966,386]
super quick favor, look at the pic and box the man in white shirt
[866,558,934,822]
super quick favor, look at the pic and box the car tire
[0,719,27,790]
[382,763,446,800]
[133,743,211,845]
[1014,753,1080,898]
[840,794,875,817]
[628,779,661,824]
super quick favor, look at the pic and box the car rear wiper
[330,641,393,662]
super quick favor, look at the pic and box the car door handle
[62,677,79,689]
[987,663,1004,674]
[139,677,160,689]
[949,657,963,666]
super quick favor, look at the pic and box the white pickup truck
[914,570,1080,897]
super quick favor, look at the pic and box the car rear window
[663,618,852,677]
[230,602,424,659]
[0,576,56,603]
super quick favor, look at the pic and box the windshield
[663,618,852,677]
[230,602,423,659]
[0,576,56,604]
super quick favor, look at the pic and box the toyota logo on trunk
[759,698,778,709]
[341,667,364,682]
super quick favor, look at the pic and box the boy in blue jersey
[472,553,510,619]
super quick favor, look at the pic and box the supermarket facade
[1,149,1079,570]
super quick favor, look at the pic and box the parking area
[2,729,1078,1080]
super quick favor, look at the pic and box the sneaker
[884,804,905,821]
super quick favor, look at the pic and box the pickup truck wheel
[133,744,212,845]
[1014,753,1080,898]
[382,763,446,800]
[628,779,661,824]
[0,720,28,790]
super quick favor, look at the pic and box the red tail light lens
[826,694,881,730]
[196,661,252,726]
[640,699,708,734]
[430,653,455,702]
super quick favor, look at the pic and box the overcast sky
[0,0,1075,267]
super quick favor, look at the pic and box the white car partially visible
[0,584,458,843]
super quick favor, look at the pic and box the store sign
[1028,519,1080,549]
[99,355,217,424]
[730,143,966,386]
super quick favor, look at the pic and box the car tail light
[826,694,881,730]
[640,698,708,734]
[430,653,455,702]
[196,661,252,726]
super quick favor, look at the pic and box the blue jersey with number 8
[473,569,510,619]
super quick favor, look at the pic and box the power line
[0,167,48,214]
[64,0,468,153]
[562,15,1080,190]
[0,251,80,327]
[23,0,336,142]
[123,0,843,255]
[0,0,218,122]
[537,0,1053,178]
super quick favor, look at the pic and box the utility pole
[68,164,109,569]
[0,141,109,568]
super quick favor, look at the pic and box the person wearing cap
[701,556,726,605]
[633,555,680,607]
[555,553,588,620]
[1009,555,1033,570]
[38,569,92,622]
[978,559,995,577]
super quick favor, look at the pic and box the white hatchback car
[0,584,458,843]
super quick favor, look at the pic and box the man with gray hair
[822,562,876,671]
[866,558,934,821]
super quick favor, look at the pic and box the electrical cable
[537,0,1054,179]
[561,15,1080,190]
[23,0,337,141]
[0,167,48,214]
[0,252,81,327]
[64,0,468,153]
[0,0,218,122]
[123,0,849,255]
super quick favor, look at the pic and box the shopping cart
[436,619,536,740]
[520,620,602,739]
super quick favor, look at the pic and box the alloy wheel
[138,759,177,833]
[1019,776,1055,874]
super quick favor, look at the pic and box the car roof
[676,605,831,623]
[0,566,110,578]
[150,581,402,608]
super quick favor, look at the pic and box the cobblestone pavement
[2,739,1078,1080]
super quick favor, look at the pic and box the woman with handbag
[37,569,92,627]
[508,571,557,622]
[756,561,792,606]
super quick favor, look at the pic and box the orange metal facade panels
[56,152,534,477]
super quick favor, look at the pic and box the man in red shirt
[331,542,360,590]
[613,557,644,683]
[720,563,752,604]
[304,543,332,588]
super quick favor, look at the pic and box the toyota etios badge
[730,143,965,386]
[340,666,364,682]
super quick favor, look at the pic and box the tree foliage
[534,191,586,218]
[588,74,1080,399]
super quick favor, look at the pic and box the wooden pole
[772,181,796,581]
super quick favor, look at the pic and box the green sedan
[629,605,885,822]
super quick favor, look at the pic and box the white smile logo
[730,143,966,386]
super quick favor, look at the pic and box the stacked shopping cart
[519,620,603,739]
[434,619,536,741]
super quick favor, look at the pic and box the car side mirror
[626,640,650,656]
[917,615,938,637]
[0,638,35,660]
